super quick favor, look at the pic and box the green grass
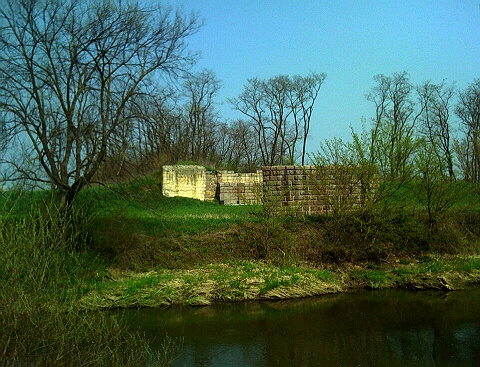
[125,277,161,295]
[0,204,176,366]
[4,169,480,364]
[80,261,345,307]
[1,173,254,237]
[2,169,480,272]
[0,173,260,270]
[377,180,480,209]
[458,258,480,272]
[258,267,304,295]
[392,268,416,277]
[420,258,451,273]
[351,269,390,289]
[82,176,255,240]
[311,269,336,282]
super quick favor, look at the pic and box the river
[119,287,480,366]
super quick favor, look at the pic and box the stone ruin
[162,165,262,205]
[162,165,372,215]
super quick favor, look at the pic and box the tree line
[312,71,480,234]
[357,71,480,185]
[1,0,480,210]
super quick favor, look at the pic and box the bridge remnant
[162,165,372,214]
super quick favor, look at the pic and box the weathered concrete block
[163,164,374,213]
[162,165,208,201]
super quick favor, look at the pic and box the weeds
[2,170,480,310]
[6,169,479,270]
[311,269,336,282]
[458,258,480,272]
[2,165,479,365]
[0,201,179,366]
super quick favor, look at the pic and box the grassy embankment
[2,176,479,367]
[3,170,480,314]
[83,172,480,307]
[0,180,183,367]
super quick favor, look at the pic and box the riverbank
[80,255,480,309]
[2,183,480,365]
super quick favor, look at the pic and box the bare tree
[455,79,480,182]
[288,72,326,165]
[97,86,181,181]
[220,119,261,172]
[366,72,420,180]
[182,69,222,163]
[0,0,201,208]
[231,72,325,166]
[264,75,292,164]
[230,77,271,165]
[417,80,456,180]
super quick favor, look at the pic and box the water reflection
[120,288,480,366]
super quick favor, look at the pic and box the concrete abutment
[162,165,372,215]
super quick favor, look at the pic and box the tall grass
[2,170,479,273]
[0,202,177,366]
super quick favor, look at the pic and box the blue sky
[173,0,480,153]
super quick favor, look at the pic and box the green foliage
[174,161,217,172]
[352,269,390,289]
[85,168,480,267]
[458,258,480,272]
[309,106,480,261]
[3,163,480,274]
[0,203,177,366]
[413,140,470,237]
[311,269,336,282]
[311,130,378,213]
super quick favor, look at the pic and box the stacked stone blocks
[205,171,218,201]
[162,165,209,201]
[163,165,369,215]
[262,165,366,215]
[217,170,262,205]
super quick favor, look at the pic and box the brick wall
[217,170,262,205]
[262,165,367,215]
[162,165,262,204]
[205,171,218,201]
[163,165,371,215]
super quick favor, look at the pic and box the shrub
[0,203,174,366]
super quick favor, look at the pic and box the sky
[171,0,480,154]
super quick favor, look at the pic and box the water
[120,288,480,366]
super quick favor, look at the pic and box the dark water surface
[120,288,480,366]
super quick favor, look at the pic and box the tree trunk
[59,177,87,213]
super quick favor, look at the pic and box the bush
[0,203,174,366]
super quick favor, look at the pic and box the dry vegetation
[80,256,480,309]
[2,172,480,365]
